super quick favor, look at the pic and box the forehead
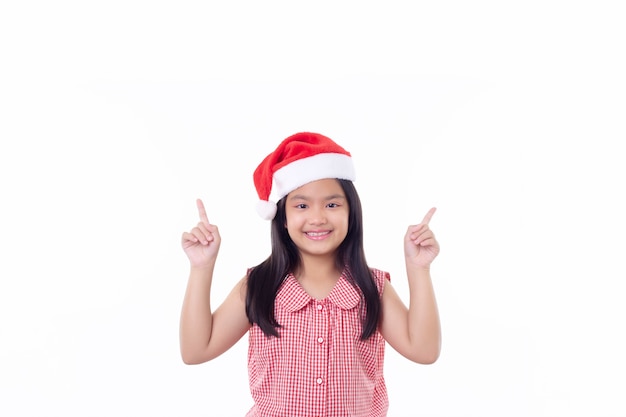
[288,178,344,198]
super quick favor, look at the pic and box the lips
[305,231,331,239]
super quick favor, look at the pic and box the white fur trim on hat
[272,153,355,201]
[256,199,278,220]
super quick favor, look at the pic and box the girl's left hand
[404,207,440,269]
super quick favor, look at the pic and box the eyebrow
[288,194,346,201]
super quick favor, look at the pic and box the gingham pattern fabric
[246,268,390,417]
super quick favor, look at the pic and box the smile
[305,231,331,239]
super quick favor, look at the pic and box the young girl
[180,132,442,417]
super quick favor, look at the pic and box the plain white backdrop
[1,1,625,416]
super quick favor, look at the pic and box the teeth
[306,231,329,237]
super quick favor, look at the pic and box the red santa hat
[253,132,356,220]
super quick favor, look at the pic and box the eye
[327,202,339,208]
[295,203,308,209]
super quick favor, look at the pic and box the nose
[308,207,327,225]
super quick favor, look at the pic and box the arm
[379,208,441,364]
[179,199,251,365]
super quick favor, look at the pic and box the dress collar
[276,270,361,312]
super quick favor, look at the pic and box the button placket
[314,301,328,389]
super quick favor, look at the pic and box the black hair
[245,179,381,340]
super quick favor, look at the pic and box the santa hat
[253,132,356,220]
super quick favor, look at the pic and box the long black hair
[245,179,381,340]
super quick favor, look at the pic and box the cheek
[284,210,303,227]
[333,211,350,226]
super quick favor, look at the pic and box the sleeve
[370,268,390,296]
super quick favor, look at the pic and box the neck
[295,254,341,281]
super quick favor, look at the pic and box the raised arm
[179,199,250,365]
[379,207,442,364]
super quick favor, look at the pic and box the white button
[316,304,323,310]
[317,337,324,343]
[316,378,323,384]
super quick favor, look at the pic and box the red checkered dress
[246,268,390,417]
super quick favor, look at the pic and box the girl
[180,132,441,417]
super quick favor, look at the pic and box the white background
[1,1,625,416]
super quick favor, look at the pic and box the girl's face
[284,178,349,259]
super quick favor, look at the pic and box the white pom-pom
[256,200,277,220]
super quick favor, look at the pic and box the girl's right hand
[181,199,221,267]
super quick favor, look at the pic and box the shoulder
[369,268,391,294]
[369,267,391,281]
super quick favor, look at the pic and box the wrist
[405,262,432,276]
[189,264,215,278]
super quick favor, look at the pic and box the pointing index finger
[196,198,210,226]
[421,207,437,225]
